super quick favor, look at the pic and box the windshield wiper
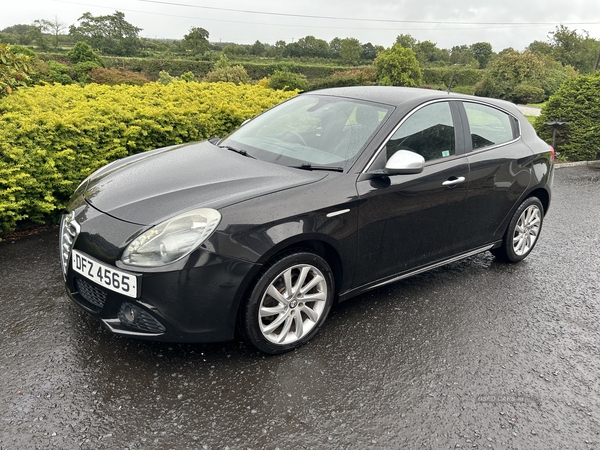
[219,145,255,159]
[292,163,344,172]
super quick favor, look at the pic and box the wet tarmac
[1,164,599,450]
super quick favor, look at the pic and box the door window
[463,102,517,150]
[386,102,455,162]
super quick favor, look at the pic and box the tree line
[1,11,599,73]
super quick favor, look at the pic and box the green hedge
[38,53,213,79]
[0,81,296,232]
[535,75,600,161]
[243,62,352,80]
[38,53,358,81]
[422,67,484,87]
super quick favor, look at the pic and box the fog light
[117,302,166,334]
[123,304,136,323]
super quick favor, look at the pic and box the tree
[223,43,248,56]
[470,42,493,68]
[413,40,449,64]
[69,11,142,56]
[284,36,329,58]
[450,45,477,66]
[329,37,342,58]
[339,38,362,65]
[474,49,575,103]
[361,43,378,61]
[0,24,40,46]
[251,40,265,56]
[527,40,553,56]
[374,44,422,87]
[182,27,209,55]
[274,40,286,57]
[34,16,67,49]
[549,25,600,73]
[395,34,417,49]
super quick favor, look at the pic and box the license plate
[71,249,140,298]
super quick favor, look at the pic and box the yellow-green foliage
[0,81,296,232]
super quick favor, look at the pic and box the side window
[386,102,455,162]
[464,102,517,150]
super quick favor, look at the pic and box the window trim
[458,100,522,154]
[363,99,464,173]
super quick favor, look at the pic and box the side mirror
[385,150,425,174]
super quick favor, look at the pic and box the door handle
[442,176,466,187]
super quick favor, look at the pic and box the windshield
[220,95,393,170]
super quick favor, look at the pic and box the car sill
[345,244,494,298]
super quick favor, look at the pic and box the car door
[456,101,533,250]
[354,100,470,287]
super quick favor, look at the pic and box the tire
[240,250,334,355]
[491,196,544,263]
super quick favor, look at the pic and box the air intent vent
[75,277,107,312]
[118,303,166,334]
[60,212,80,278]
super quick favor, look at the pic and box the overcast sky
[3,0,600,51]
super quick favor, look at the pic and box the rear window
[463,102,518,150]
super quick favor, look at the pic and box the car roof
[304,86,521,117]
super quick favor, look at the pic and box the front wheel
[491,196,544,263]
[240,250,334,355]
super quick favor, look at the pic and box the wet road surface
[1,164,599,449]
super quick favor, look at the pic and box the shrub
[180,71,195,82]
[534,75,600,161]
[46,60,73,84]
[204,54,250,85]
[89,67,149,85]
[72,61,101,84]
[307,67,376,90]
[422,67,483,87]
[0,81,297,232]
[269,70,308,91]
[512,83,546,104]
[68,41,104,66]
[474,50,576,102]
[158,70,175,85]
[204,65,251,84]
[0,43,34,96]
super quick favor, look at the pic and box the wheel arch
[231,236,345,336]
[256,235,344,299]
[492,185,550,244]
[526,187,550,216]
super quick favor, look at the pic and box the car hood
[84,141,326,225]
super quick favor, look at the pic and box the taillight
[549,145,555,161]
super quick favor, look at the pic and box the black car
[60,86,554,354]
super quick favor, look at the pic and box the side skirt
[339,244,496,302]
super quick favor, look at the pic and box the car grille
[60,213,80,278]
[75,277,107,312]
[118,303,166,334]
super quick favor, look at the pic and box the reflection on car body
[60,86,554,354]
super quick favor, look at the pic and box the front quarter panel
[212,173,360,293]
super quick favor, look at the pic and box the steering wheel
[285,130,307,146]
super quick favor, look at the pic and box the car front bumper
[61,203,260,343]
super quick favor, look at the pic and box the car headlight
[121,208,221,267]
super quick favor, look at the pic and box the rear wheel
[240,250,334,355]
[491,197,544,263]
